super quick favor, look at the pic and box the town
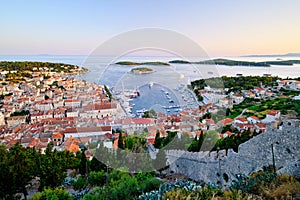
[1,62,299,156]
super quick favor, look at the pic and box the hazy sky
[1,0,300,57]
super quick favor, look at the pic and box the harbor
[113,82,200,117]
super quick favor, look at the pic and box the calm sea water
[1,55,299,115]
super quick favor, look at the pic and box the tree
[118,132,124,149]
[73,176,88,191]
[153,130,161,149]
[38,144,68,190]
[143,109,156,118]
[78,149,87,175]
[0,144,14,199]
[8,143,37,199]
[198,131,205,151]
[90,157,106,172]
[226,108,231,116]
[88,171,105,187]
[187,140,198,152]
[104,85,113,102]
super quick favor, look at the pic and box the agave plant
[139,179,204,200]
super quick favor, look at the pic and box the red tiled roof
[65,99,81,103]
[67,143,79,153]
[255,123,266,128]
[255,87,265,91]
[267,110,280,116]
[147,138,155,144]
[28,138,39,148]
[225,131,232,135]
[235,117,248,123]
[234,93,243,97]
[64,126,111,133]
[83,102,117,111]
[249,116,260,121]
[52,132,64,139]
[13,127,21,134]
[131,118,155,124]
[221,118,234,125]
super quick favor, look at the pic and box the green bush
[30,187,72,200]
[88,171,105,186]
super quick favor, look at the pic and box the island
[115,61,170,66]
[169,58,300,67]
[130,67,155,74]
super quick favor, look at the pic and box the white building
[290,81,300,90]
[0,112,5,126]
[202,93,227,104]
[292,95,300,100]
[264,110,280,123]
[7,116,27,127]
[66,108,80,117]
[64,99,82,108]
[35,101,53,111]
[232,94,244,104]
[247,116,260,124]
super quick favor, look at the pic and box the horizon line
[1,52,300,58]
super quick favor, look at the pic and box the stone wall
[166,119,300,187]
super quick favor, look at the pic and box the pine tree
[154,130,161,149]
[79,148,87,175]
[118,132,124,149]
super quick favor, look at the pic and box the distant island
[115,61,170,66]
[242,53,300,57]
[130,67,155,74]
[169,58,300,67]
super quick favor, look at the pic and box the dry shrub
[270,175,300,199]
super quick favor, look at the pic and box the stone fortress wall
[165,119,300,187]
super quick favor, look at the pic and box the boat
[169,100,174,103]
[171,105,180,108]
[236,73,243,76]
[263,73,272,77]
[149,82,154,88]
[136,108,148,113]
[128,114,135,118]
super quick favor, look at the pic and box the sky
[1,0,300,57]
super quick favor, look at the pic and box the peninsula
[0,61,89,83]
[0,61,89,73]
[169,58,300,67]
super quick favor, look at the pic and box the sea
[1,54,300,116]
